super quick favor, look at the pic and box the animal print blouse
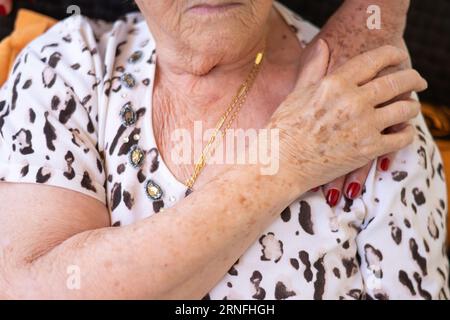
[0,2,448,299]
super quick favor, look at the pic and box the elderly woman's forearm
[4,166,300,299]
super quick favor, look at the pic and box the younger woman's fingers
[322,176,345,207]
[343,162,373,200]
[375,100,421,131]
[362,69,427,106]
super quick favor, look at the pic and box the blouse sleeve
[0,16,106,204]
[358,106,449,299]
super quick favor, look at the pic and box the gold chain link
[185,51,265,190]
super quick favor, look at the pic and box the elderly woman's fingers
[295,39,330,89]
[376,123,408,171]
[375,100,421,131]
[362,69,427,105]
[322,176,345,207]
[380,124,416,155]
[0,0,12,16]
[343,163,373,200]
[333,45,408,85]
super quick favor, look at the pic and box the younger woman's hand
[270,41,427,195]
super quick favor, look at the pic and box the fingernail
[0,5,7,16]
[380,158,390,171]
[346,182,361,200]
[326,189,340,207]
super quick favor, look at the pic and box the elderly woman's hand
[310,0,412,206]
[270,41,427,192]
[0,0,12,15]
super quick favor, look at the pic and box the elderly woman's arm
[0,40,426,298]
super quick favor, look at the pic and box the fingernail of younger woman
[346,182,361,200]
[326,189,340,207]
[0,5,7,16]
[380,158,390,171]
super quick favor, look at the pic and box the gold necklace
[185,51,265,191]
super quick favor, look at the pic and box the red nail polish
[0,5,7,16]
[326,189,340,207]
[380,158,390,171]
[346,182,361,199]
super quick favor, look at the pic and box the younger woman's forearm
[8,165,301,299]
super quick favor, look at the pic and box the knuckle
[322,75,346,91]
[385,75,400,93]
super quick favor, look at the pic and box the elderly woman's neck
[154,33,268,90]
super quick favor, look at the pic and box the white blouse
[0,2,448,299]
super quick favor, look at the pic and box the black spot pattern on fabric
[123,190,134,210]
[280,206,291,222]
[36,167,51,183]
[342,258,358,278]
[413,272,432,300]
[71,63,80,70]
[112,221,121,227]
[343,197,354,213]
[342,240,350,249]
[48,52,62,68]
[110,183,122,211]
[437,163,444,181]
[398,270,416,296]
[107,174,113,182]
[347,289,362,300]
[118,128,141,156]
[20,164,29,177]
[137,169,146,183]
[412,188,426,206]
[59,95,77,124]
[29,108,36,123]
[259,233,283,263]
[22,79,32,89]
[42,67,56,88]
[401,188,407,206]
[117,163,126,174]
[404,218,411,228]
[63,151,75,180]
[250,271,266,300]
[96,158,103,174]
[153,199,165,213]
[148,148,160,173]
[298,200,313,235]
[427,215,440,240]
[389,222,402,245]
[81,171,97,192]
[392,171,408,181]
[313,256,326,300]
[409,238,427,276]
[11,72,21,110]
[12,128,34,155]
[290,258,299,270]
[299,250,313,282]
[0,104,10,137]
[228,262,238,276]
[333,267,341,279]
[109,125,127,155]
[43,112,57,151]
[51,95,60,110]
[275,281,296,300]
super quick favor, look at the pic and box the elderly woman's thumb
[295,39,330,89]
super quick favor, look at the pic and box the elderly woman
[0,0,448,299]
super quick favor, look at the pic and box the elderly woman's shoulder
[25,12,147,56]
